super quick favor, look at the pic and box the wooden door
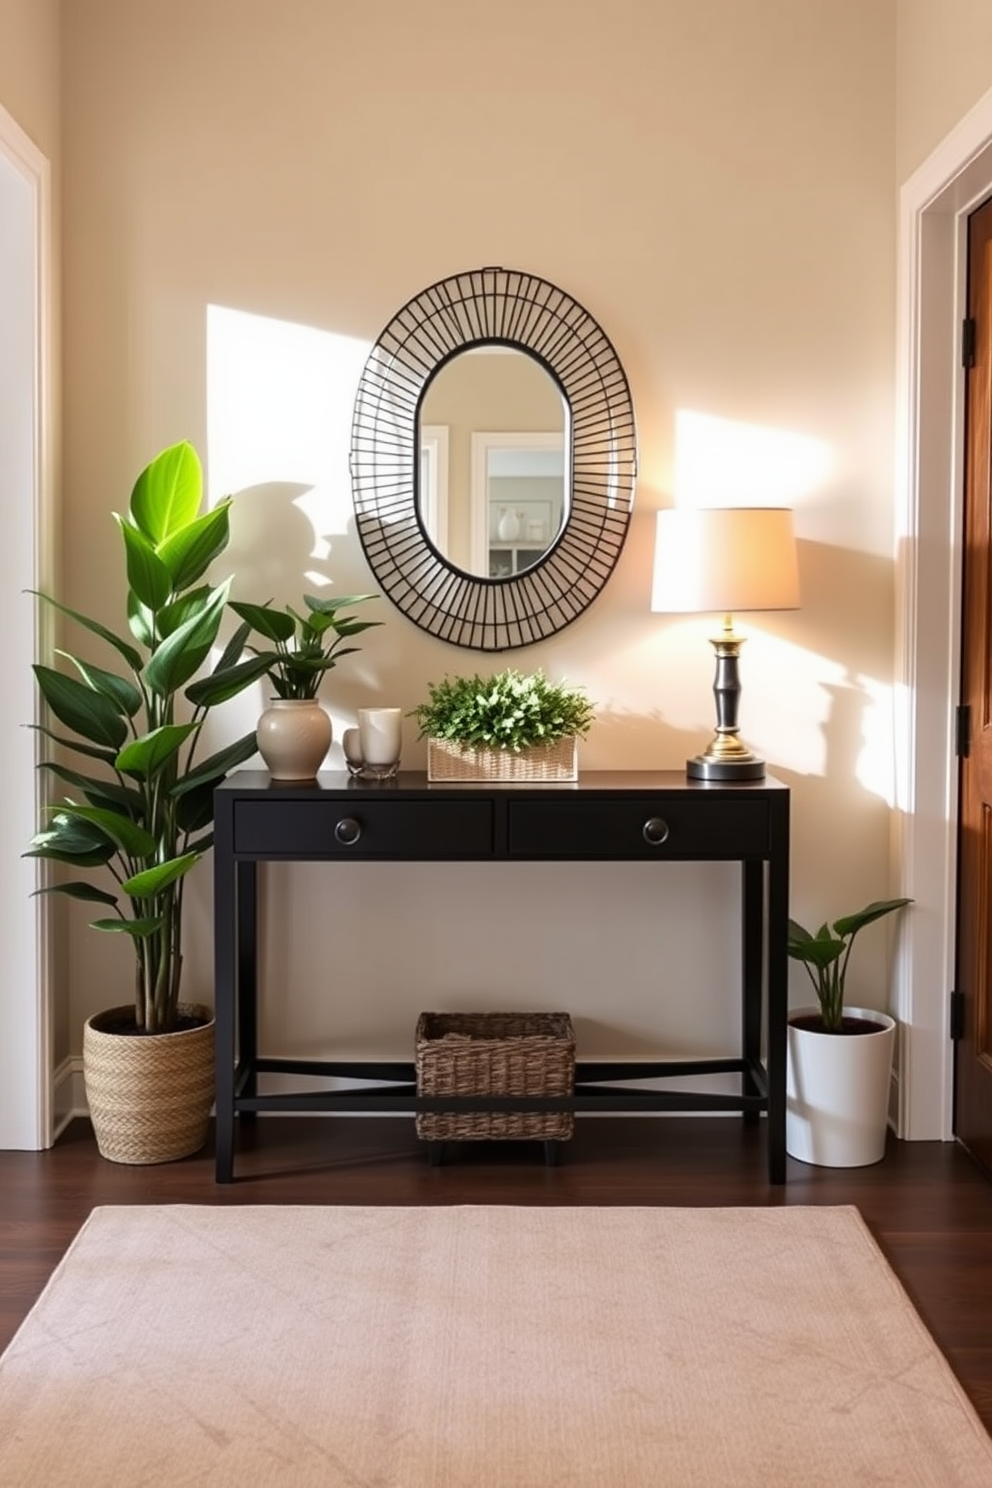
[955,195,992,1172]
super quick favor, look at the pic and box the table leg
[213,842,236,1183]
[766,800,790,1184]
[741,859,764,1125]
[237,860,258,1108]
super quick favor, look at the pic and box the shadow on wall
[218,478,397,718]
[223,478,378,605]
[223,480,316,603]
[774,535,897,902]
[790,538,894,697]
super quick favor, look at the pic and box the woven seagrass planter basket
[415,1011,576,1142]
[427,735,578,783]
[82,1002,215,1165]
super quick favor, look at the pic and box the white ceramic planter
[256,698,332,780]
[786,1006,897,1168]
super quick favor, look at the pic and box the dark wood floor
[3,1116,992,1428]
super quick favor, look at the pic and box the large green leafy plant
[411,668,595,752]
[787,898,912,1033]
[26,442,272,1034]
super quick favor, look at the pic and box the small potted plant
[411,668,594,782]
[229,593,381,780]
[26,441,271,1163]
[786,897,912,1168]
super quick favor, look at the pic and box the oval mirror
[350,267,636,651]
[418,347,569,578]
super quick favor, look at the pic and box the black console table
[213,770,790,1183]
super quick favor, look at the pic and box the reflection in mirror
[477,435,564,578]
[418,348,568,577]
[419,424,449,555]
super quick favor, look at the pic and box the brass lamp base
[686,741,766,781]
[687,619,766,782]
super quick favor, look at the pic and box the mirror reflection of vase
[497,507,520,542]
[256,699,332,780]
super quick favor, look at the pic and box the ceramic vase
[256,698,332,780]
[786,1005,897,1168]
[497,507,520,541]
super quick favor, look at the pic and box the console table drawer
[507,797,769,859]
[233,800,495,857]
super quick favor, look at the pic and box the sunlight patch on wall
[854,674,898,807]
[674,409,832,507]
[205,304,370,570]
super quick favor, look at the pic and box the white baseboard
[889,1064,901,1136]
[52,1056,86,1141]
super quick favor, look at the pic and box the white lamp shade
[651,507,800,615]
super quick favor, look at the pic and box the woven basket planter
[82,1002,215,1165]
[415,1011,575,1142]
[427,735,578,783]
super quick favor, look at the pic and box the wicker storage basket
[415,1011,575,1142]
[427,736,577,783]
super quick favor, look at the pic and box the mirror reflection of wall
[419,425,449,554]
[418,346,569,577]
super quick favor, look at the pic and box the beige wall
[52,0,903,1068]
[896,0,992,182]
[0,0,59,157]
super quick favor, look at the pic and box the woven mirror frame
[349,266,637,652]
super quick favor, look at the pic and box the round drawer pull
[642,817,670,846]
[334,816,362,846]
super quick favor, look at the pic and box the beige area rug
[2,1205,991,1488]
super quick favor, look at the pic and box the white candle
[357,707,402,770]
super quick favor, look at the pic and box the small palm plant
[228,594,380,700]
[787,898,912,1033]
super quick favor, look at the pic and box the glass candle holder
[341,727,365,778]
[357,707,402,780]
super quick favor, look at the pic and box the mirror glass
[418,349,568,578]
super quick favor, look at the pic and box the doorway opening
[896,87,992,1142]
[951,192,992,1173]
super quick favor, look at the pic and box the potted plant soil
[26,441,273,1163]
[786,897,912,1168]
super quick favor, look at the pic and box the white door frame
[0,102,53,1149]
[895,86,992,1140]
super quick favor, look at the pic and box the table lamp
[651,506,800,780]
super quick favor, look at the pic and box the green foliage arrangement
[228,594,381,700]
[26,441,273,1034]
[411,668,595,752]
[787,898,913,1033]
